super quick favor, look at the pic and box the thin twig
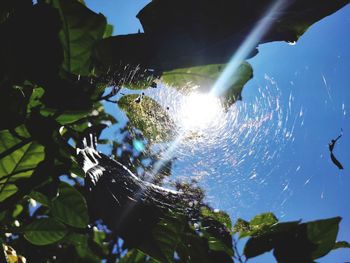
[98,86,121,102]
[0,138,32,160]
[105,98,118,103]
[233,237,246,263]
[0,168,36,183]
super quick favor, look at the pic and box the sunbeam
[210,0,288,97]
[150,0,289,178]
[121,0,290,222]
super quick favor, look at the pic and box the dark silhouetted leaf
[242,216,342,261]
[0,86,32,131]
[244,234,274,259]
[306,217,341,259]
[0,0,32,24]
[51,182,89,228]
[333,241,350,250]
[24,218,68,245]
[0,2,63,86]
[147,215,185,262]
[64,232,104,262]
[94,0,348,75]
[29,191,51,207]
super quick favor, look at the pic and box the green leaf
[161,62,253,108]
[119,249,160,263]
[29,191,51,207]
[63,232,105,262]
[51,0,107,75]
[206,236,234,257]
[243,221,299,259]
[0,126,45,182]
[24,218,68,245]
[150,216,185,262]
[201,207,232,232]
[134,213,189,263]
[249,212,278,234]
[177,232,212,263]
[118,95,176,143]
[12,204,23,218]
[64,232,87,247]
[243,217,342,260]
[51,182,89,228]
[27,87,45,112]
[40,108,89,125]
[244,235,274,259]
[235,213,278,238]
[268,221,300,234]
[103,24,114,38]
[333,241,350,250]
[306,217,341,259]
[0,184,18,202]
[233,218,250,236]
[92,228,105,246]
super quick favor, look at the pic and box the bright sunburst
[179,93,222,130]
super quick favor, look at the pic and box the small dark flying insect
[328,132,344,170]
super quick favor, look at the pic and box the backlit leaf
[118,95,176,143]
[24,218,68,245]
[161,62,253,108]
[0,184,18,202]
[0,126,45,182]
[51,0,107,75]
[51,182,89,228]
[201,207,232,232]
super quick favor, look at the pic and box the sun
[179,92,222,130]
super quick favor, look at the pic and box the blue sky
[86,1,350,261]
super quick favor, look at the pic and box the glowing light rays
[119,0,291,221]
[210,0,288,97]
[150,0,289,179]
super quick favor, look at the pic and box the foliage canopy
[0,0,349,262]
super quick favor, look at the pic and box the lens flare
[179,93,222,130]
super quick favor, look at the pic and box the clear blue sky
[86,1,350,262]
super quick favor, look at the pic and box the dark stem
[233,237,246,263]
[0,168,36,183]
[0,138,32,160]
[97,86,121,103]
